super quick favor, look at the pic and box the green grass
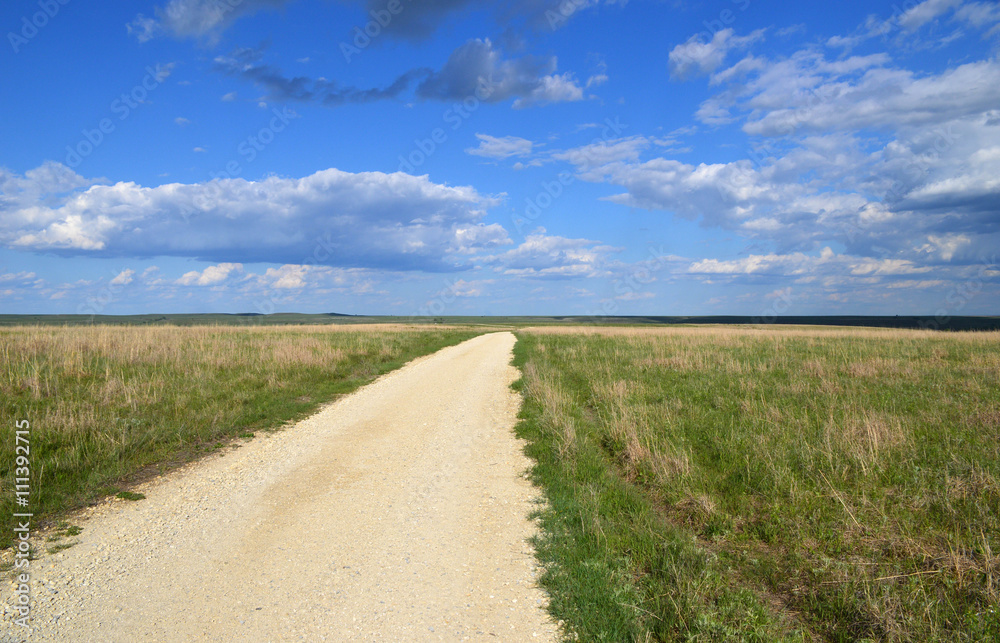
[44,522,83,554]
[513,326,1000,642]
[1,324,484,547]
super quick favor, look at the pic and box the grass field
[0,324,484,548]
[513,326,1000,642]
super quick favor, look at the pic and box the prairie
[0,324,483,547]
[513,325,1000,641]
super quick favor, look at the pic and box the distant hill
[0,313,997,331]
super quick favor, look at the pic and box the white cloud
[258,264,310,289]
[687,248,931,278]
[556,27,1000,275]
[668,28,765,80]
[1,164,510,272]
[176,263,243,286]
[0,271,37,283]
[126,14,159,42]
[175,117,191,127]
[482,229,620,279]
[954,1,1000,32]
[110,269,135,286]
[898,0,962,31]
[737,58,1000,137]
[465,134,534,159]
[586,73,608,88]
[615,291,655,301]
[128,0,290,42]
[512,73,585,109]
[417,39,584,109]
[431,278,494,299]
[552,136,653,174]
[221,91,237,102]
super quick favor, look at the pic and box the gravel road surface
[1,331,556,642]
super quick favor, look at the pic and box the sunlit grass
[514,325,1000,641]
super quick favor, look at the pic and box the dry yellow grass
[520,323,1000,342]
[0,324,482,547]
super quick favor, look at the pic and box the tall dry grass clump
[521,354,578,459]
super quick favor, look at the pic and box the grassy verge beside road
[1,324,483,547]
[513,326,1000,641]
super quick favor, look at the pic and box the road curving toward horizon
[1,331,557,642]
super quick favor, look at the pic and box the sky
[1,0,998,318]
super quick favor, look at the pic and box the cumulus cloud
[733,57,1000,137]
[0,161,96,207]
[569,129,1000,265]
[176,263,244,286]
[556,23,1000,275]
[110,269,136,286]
[555,117,999,268]
[512,72,584,108]
[0,164,510,272]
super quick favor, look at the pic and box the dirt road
[2,332,557,642]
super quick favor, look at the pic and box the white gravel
[1,331,557,642]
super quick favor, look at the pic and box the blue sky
[1,0,998,317]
